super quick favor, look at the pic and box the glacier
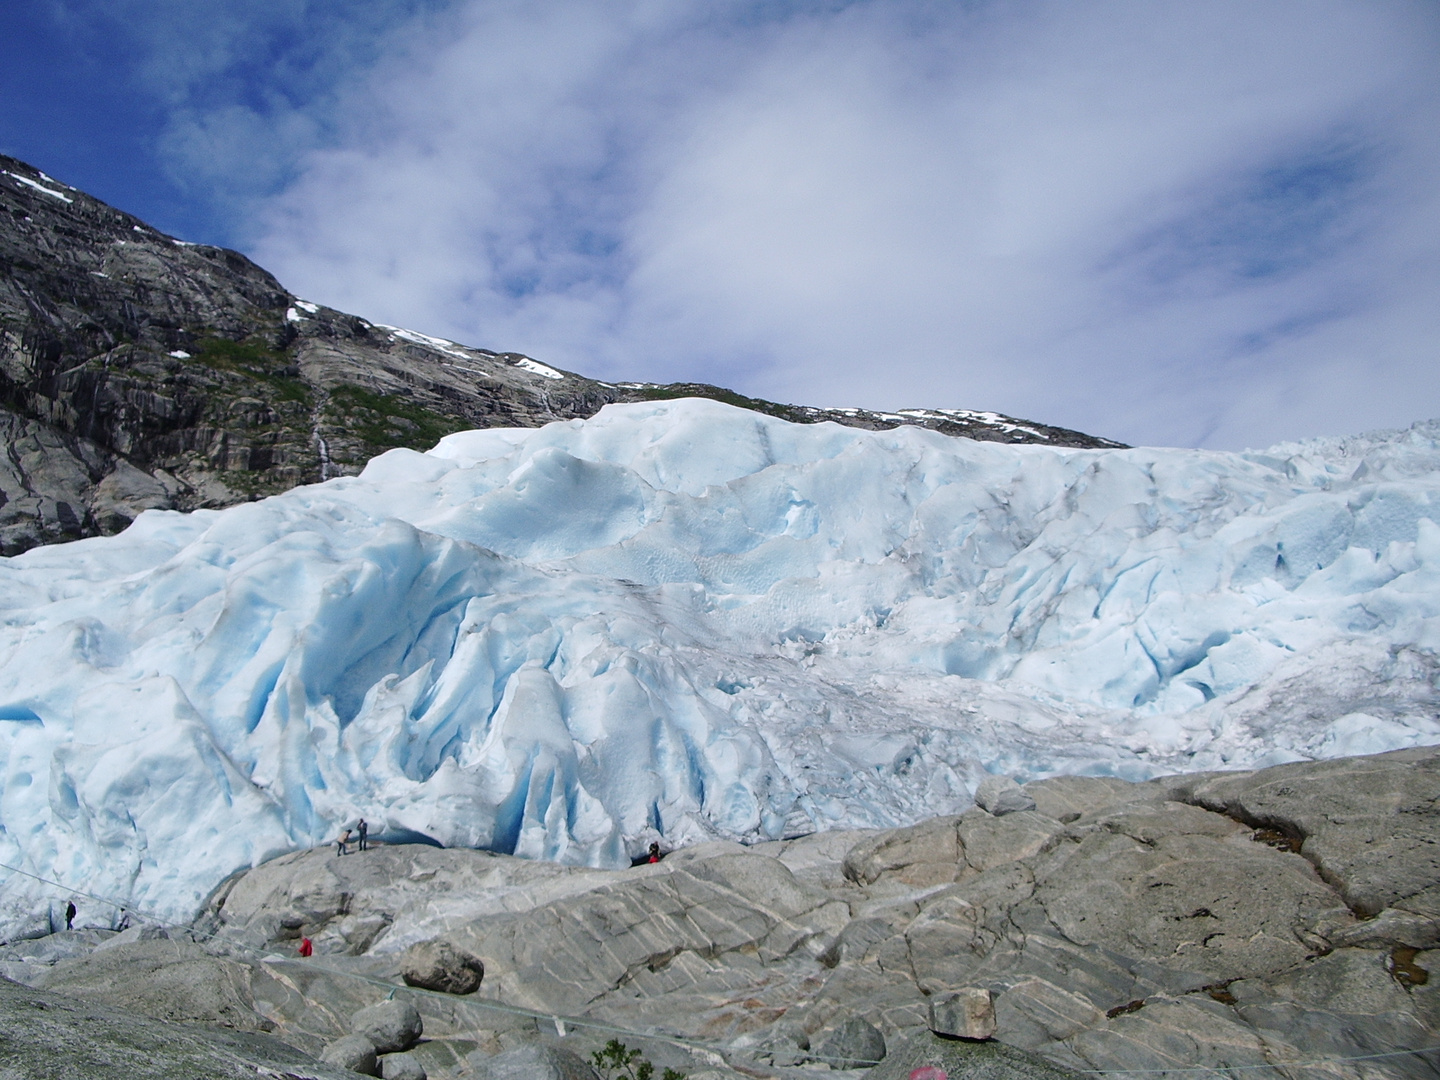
[1,399,1438,937]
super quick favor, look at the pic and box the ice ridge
[0,400,1437,935]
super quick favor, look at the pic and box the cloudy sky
[4,1,1438,449]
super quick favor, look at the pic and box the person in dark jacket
[357,818,368,851]
[65,900,76,930]
[630,842,666,867]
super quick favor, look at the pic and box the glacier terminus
[0,399,1438,938]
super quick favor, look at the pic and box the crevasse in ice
[0,400,1437,934]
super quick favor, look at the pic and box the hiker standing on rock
[299,937,313,957]
[337,828,351,856]
[357,818,368,852]
[65,900,76,930]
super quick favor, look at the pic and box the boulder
[400,938,485,994]
[815,1017,886,1069]
[929,988,996,1041]
[352,999,423,1054]
[468,1044,600,1080]
[750,1020,812,1066]
[322,1034,380,1076]
[973,776,1036,817]
[380,1051,428,1080]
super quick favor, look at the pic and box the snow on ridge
[0,399,1438,935]
[513,357,566,380]
[371,324,546,381]
[4,171,73,204]
[806,404,1050,439]
[374,323,477,360]
[897,408,1048,439]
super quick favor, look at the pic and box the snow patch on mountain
[3,171,73,203]
[0,400,1437,935]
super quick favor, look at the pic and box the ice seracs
[0,400,1437,937]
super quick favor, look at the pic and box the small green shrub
[590,1038,685,1080]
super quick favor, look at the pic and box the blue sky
[3,0,1438,449]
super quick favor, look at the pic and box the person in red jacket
[299,937,313,957]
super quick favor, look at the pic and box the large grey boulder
[973,776,1037,817]
[380,1051,428,1080]
[352,998,423,1054]
[930,988,996,1041]
[400,938,485,994]
[322,1034,380,1076]
[468,1044,600,1080]
[815,1017,886,1068]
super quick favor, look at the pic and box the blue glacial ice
[0,399,1438,934]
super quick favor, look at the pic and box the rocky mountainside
[4,746,1437,1079]
[0,155,1123,555]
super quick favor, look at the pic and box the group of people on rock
[305,817,371,955]
[336,817,369,856]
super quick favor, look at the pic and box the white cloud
[232,0,1440,448]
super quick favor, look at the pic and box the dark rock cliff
[0,155,1123,555]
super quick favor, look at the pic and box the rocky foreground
[4,746,1439,1079]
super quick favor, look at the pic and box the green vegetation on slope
[192,336,311,405]
[630,382,811,424]
[326,383,473,454]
